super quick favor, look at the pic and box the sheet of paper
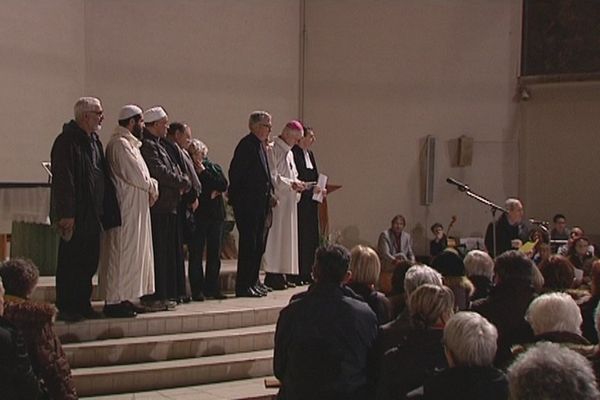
[312,173,328,203]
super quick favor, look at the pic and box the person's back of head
[464,250,494,280]
[443,311,498,368]
[349,245,381,287]
[408,284,454,330]
[390,260,413,295]
[313,244,351,285]
[494,250,533,286]
[508,342,600,400]
[0,258,39,299]
[403,264,443,296]
[432,251,466,278]
[539,255,576,291]
[525,292,582,336]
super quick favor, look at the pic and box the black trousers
[55,226,100,314]
[150,213,179,300]
[297,197,319,280]
[188,219,224,296]
[234,206,270,293]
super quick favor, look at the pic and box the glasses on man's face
[260,123,272,130]
[88,110,104,116]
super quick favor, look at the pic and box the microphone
[446,177,469,192]
[529,218,550,226]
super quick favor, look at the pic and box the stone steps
[64,324,275,367]
[73,349,274,396]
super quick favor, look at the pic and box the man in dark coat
[228,111,274,298]
[291,125,321,284]
[140,107,191,309]
[471,250,536,368]
[274,244,378,400]
[484,198,530,257]
[50,97,120,322]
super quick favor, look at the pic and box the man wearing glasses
[50,97,120,322]
[229,111,275,297]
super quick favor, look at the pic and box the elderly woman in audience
[508,342,600,400]
[0,259,77,399]
[376,284,455,400]
[375,265,443,360]
[463,250,494,301]
[524,292,589,347]
[471,250,536,368]
[348,245,392,324]
[0,276,42,400]
[423,312,508,400]
[432,250,474,310]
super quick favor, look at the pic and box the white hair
[505,197,522,211]
[443,311,497,367]
[189,138,208,157]
[526,292,582,336]
[248,110,271,125]
[463,250,494,280]
[508,342,600,400]
[74,97,101,121]
[403,264,443,296]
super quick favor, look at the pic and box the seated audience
[581,260,600,344]
[386,260,413,320]
[378,215,415,294]
[524,292,589,347]
[463,250,494,301]
[273,245,378,400]
[429,222,447,260]
[557,226,592,256]
[376,265,443,359]
[376,284,454,400]
[432,250,474,310]
[0,277,42,400]
[550,213,570,241]
[471,250,535,368]
[0,259,77,399]
[423,312,508,400]
[568,236,596,279]
[538,255,576,292]
[348,245,392,325]
[508,342,600,400]
[528,227,550,265]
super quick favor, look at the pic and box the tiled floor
[81,377,277,399]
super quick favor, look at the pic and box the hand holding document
[313,173,328,203]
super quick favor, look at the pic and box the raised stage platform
[33,260,299,399]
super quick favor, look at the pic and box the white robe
[264,137,300,275]
[98,126,158,302]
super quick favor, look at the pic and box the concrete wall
[520,82,600,240]
[302,0,522,253]
[0,0,85,182]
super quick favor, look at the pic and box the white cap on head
[118,105,143,121]
[143,106,167,123]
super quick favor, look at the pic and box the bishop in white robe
[263,121,305,285]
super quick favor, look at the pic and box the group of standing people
[228,112,323,297]
[50,99,322,320]
[50,98,228,321]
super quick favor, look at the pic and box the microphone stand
[448,180,507,258]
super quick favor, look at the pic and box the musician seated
[430,222,447,259]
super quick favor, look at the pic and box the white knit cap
[143,106,167,123]
[118,105,143,120]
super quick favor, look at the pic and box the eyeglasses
[260,123,272,129]
[88,110,104,116]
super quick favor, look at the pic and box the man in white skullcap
[140,106,191,310]
[50,97,120,322]
[97,105,159,318]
